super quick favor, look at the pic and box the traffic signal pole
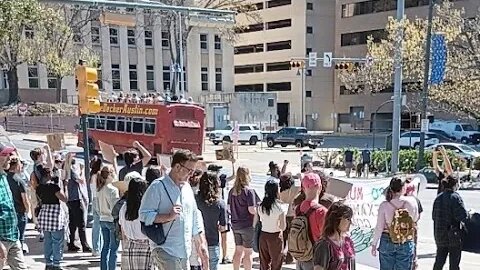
[82,114,90,184]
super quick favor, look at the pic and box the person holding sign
[432,146,453,194]
[118,141,152,182]
[371,178,419,270]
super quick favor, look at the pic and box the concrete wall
[199,92,277,130]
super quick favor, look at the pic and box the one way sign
[323,52,332,68]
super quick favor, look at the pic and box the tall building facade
[334,0,479,132]
[0,5,234,104]
[234,0,336,130]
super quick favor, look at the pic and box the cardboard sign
[216,142,234,161]
[47,133,65,151]
[156,153,171,169]
[98,141,117,164]
[326,177,354,199]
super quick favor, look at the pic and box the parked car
[430,120,480,144]
[209,124,262,145]
[428,143,480,159]
[399,131,439,149]
[264,127,324,149]
[428,129,456,142]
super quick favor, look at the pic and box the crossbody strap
[159,180,175,239]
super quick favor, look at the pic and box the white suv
[209,124,262,145]
[399,131,439,149]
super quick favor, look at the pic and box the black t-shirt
[196,196,228,246]
[6,172,27,213]
[362,150,371,163]
[344,150,354,162]
[118,162,143,181]
[37,184,61,205]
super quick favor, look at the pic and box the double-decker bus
[78,101,205,155]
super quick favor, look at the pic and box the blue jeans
[378,233,415,270]
[44,230,64,267]
[100,221,119,270]
[17,213,27,245]
[208,245,220,270]
[92,205,102,253]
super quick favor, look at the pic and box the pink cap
[302,173,322,190]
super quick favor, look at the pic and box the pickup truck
[265,127,324,149]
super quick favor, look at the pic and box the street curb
[280,149,313,153]
[426,185,480,191]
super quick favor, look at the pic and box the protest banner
[98,141,117,164]
[47,133,65,151]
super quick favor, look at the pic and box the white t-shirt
[258,201,286,233]
[90,174,97,198]
[118,204,149,241]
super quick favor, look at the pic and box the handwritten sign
[215,142,234,161]
[156,153,171,169]
[100,103,159,116]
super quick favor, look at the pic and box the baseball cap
[0,143,15,156]
[302,173,322,190]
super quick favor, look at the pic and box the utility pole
[178,12,185,97]
[417,0,435,170]
[391,0,405,174]
[300,67,305,127]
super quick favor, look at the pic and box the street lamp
[296,67,306,127]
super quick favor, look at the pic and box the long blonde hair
[233,166,251,195]
[97,165,115,192]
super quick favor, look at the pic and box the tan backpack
[287,205,319,261]
[388,202,416,244]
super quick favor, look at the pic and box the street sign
[323,52,332,68]
[308,52,317,68]
[233,121,239,145]
[421,119,430,132]
[18,103,28,115]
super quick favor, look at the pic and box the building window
[340,85,365,95]
[234,44,264,54]
[91,26,100,45]
[145,29,153,47]
[267,82,291,92]
[267,0,292,8]
[129,65,138,90]
[97,68,103,90]
[25,26,34,39]
[109,27,119,45]
[254,2,264,9]
[266,40,291,51]
[112,64,121,91]
[2,70,8,89]
[306,90,312,97]
[73,28,82,43]
[235,84,264,92]
[237,23,264,33]
[200,34,208,50]
[161,31,169,47]
[215,68,222,91]
[306,69,312,76]
[341,29,385,46]
[266,19,291,30]
[307,2,314,10]
[146,65,155,91]
[341,0,428,18]
[28,65,39,88]
[307,26,314,34]
[234,64,264,74]
[127,28,136,46]
[306,47,312,56]
[268,98,274,107]
[266,62,291,72]
[214,35,221,50]
[47,71,57,89]
[163,66,171,91]
[201,67,208,91]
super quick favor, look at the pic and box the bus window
[145,118,156,135]
[87,115,95,129]
[133,118,143,134]
[106,116,116,131]
[96,116,106,130]
[126,118,132,133]
[117,117,125,132]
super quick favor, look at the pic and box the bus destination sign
[100,103,159,116]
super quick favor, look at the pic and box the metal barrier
[3,116,67,133]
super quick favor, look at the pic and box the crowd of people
[0,140,471,270]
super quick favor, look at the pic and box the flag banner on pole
[430,34,447,85]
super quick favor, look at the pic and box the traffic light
[335,62,361,71]
[290,60,305,69]
[75,65,101,115]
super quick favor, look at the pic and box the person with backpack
[279,173,300,264]
[255,178,286,270]
[119,177,152,270]
[313,202,355,270]
[288,173,328,270]
[96,165,120,270]
[432,175,468,270]
[371,177,419,270]
[228,165,258,270]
